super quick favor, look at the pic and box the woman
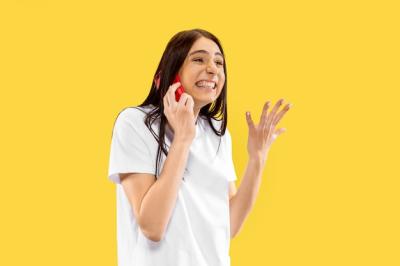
[108,28,292,266]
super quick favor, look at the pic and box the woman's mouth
[195,80,216,90]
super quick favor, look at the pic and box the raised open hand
[245,98,292,163]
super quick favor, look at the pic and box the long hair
[127,28,228,178]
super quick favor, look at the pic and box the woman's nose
[206,62,218,74]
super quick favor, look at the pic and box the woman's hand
[245,98,292,164]
[163,81,196,143]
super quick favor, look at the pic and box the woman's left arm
[229,98,292,239]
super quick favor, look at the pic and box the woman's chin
[192,90,217,100]
[194,98,216,108]
[189,90,218,106]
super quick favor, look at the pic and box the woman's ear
[154,77,160,89]
[154,71,161,90]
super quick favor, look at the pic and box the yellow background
[1,0,399,265]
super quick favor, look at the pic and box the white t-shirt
[108,104,237,266]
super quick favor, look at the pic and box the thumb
[246,111,255,130]
[273,128,286,140]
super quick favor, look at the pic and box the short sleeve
[108,109,155,184]
[225,128,237,182]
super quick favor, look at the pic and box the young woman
[108,28,292,266]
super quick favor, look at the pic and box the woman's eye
[193,58,224,66]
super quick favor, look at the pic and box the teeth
[195,80,216,89]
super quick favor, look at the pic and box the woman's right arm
[120,81,196,242]
[120,137,191,242]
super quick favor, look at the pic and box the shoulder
[114,105,155,127]
[111,105,157,140]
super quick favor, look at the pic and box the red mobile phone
[173,74,185,102]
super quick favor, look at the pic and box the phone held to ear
[173,74,185,102]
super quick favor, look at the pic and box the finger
[186,94,194,109]
[170,81,182,91]
[177,93,189,109]
[264,98,284,131]
[273,103,292,125]
[264,121,274,141]
[163,93,170,109]
[185,96,195,122]
[259,101,270,129]
[162,96,170,120]
[168,82,182,109]
[246,111,255,130]
[264,99,284,138]
[169,81,181,95]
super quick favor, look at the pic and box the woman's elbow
[230,229,237,239]
[146,232,163,242]
[230,223,242,239]
[138,220,165,242]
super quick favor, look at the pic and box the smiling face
[177,37,225,109]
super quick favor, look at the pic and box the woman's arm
[121,84,197,242]
[229,99,292,239]
[121,138,191,242]
[229,156,264,238]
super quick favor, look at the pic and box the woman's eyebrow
[189,50,224,60]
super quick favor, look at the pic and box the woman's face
[177,37,225,108]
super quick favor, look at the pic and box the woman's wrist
[172,136,193,149]
[249,152,268,166]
